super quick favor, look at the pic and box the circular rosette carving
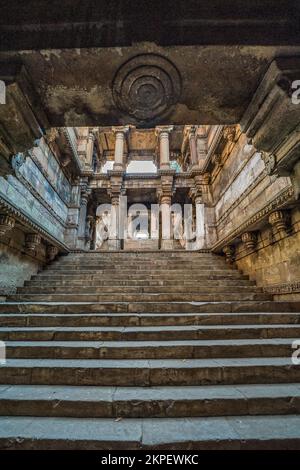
[112,54,181,121]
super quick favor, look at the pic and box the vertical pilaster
[112,126,129,171]
[197,126,207,170]
[188,126,198,168]
[77,185,91,249]
[156,126,173,170]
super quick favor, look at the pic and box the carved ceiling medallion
[112,54,181,122]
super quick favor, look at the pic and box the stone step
[44,266,235,272]
[1,301,299,314]
[34,272,249,280]
[67,252,213,258]
[1,325,299,341]
[4,338,297,359]
[0,384,300,419]
[52,261,230,268]
[9,293,272,302]
[0,358,299,386]
[1,414,300,449]
[0,312,300,327]
[25,279,256,287]
[53,255,225,262]
[2,414,300,449]
[18,285,260,295]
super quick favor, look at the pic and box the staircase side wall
[211,131,300,300]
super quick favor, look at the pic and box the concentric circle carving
[112,54,181,121]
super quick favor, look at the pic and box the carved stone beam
[0,62,49,177]
[240,57,300,177]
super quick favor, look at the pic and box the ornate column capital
[223,245,235,264]
[268,210,290,237]
[112,125,130,137]
[188,187,202,204]
[25,233,42,254]
[0,214,15,236]
[47,245,59,261]
[80,189,91,207]
[241,231,258,251]
[155,126,174,138]
[223,125,237,143]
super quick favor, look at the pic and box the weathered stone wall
[0,229,44,297]
[0,137,80,296]
[211,131,299,299]
[0,139,72,244]
[235,207,300,301]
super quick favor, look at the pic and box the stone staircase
[0,251,300,449]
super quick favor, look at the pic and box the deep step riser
[1,327,300,341]
[1,301,300,314]
[33,274,249,281]
[10,294,272,302]
[25,280,255,287]
[5,343,295,359]
[0,313,300,327]
[1,364,300,386]
[18,286,260,294]
[1,396,300,419]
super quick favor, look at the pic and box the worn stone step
[52,261,230,268]
[54,255,225,262]
[1,414,300,450]
[34,272,249,280]
[1,384,300,419]
[1,301,300,314]
[0,312,300,327]
[44,266,236,272]
[0,358,299,386]
[18,285,260,295]
[1,325,300,341]
[4,338,297,359]
[2,414,300,449]
[9,292,272,302]
[66,252,214,258]
[25,279,256,287]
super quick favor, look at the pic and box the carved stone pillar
[108,195,122,250]
[242,231,258,251]
[223,245,235,264]
[156,126,173,170]
[85,132,95,170]
[0,214,15,236]
[188,126,198,168]
[112,126,129,171]
[160,194,173,250]
[77,186,91,249]
[188,190,205,250]
[197,127,207,170]
[157,169,174,250]
[25,233,41,254]
[269,210,289,238]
